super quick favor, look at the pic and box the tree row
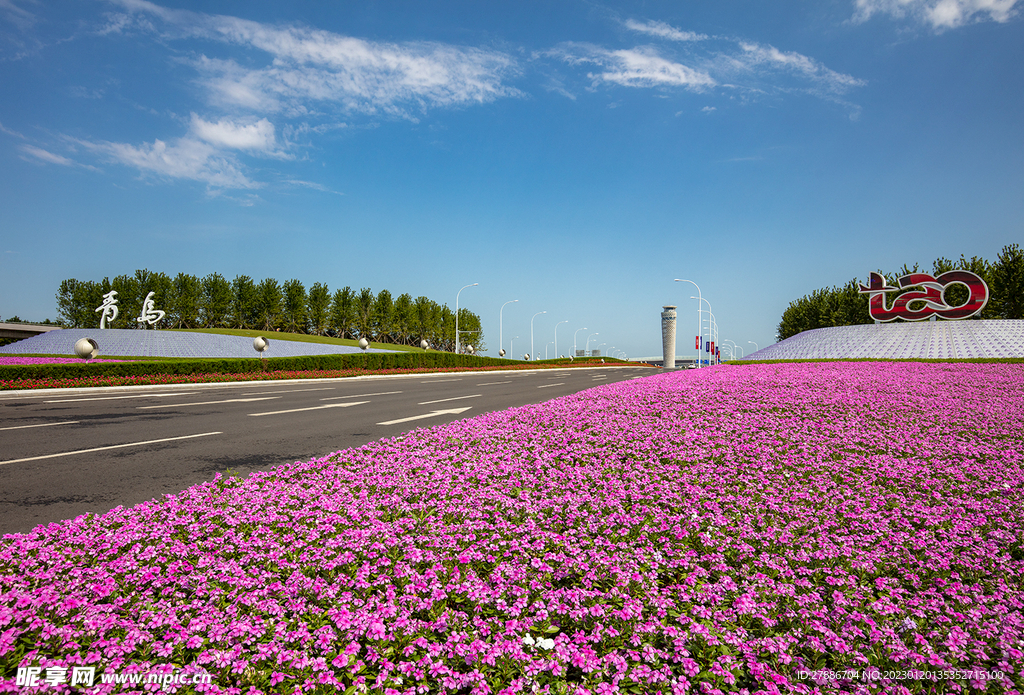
[55,270,484,352]
[777,244,1024,341]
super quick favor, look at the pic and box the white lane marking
[537,383,565,388]
[419,379,462,383]
[139,397,281,410]
[248,401,369,417]
[320,390,402,401]
[0,421,79,432]
[477,381,511,386]
[237,387,335,395]
[418,394,482,405]
[0,432,222,466]
[46,392,200,403]
[377,407,472,426]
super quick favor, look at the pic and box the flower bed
[0,357,127,366]
[2,362,1022,694]
[0,362,631,391]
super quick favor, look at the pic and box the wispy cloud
[853,0,1020,29]
[624,19,708,42]
[19,144,100,170]
[285,179,343,195]
[734,42,866,94]
[548,43,715,90]
[189,113,288,157]
[0,120,26,139]
[0,0,38,31]
[75,135,259,189]
[109,0,522,119]
[19,144,75,166]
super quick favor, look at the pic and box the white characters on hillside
[94,290,119,329]
[136,292,165,327]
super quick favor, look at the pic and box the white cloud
[624,19,708,42]
[0,120,26,139]
[597,48,717,88]
[19,144,74,166]
[0,0,38,30]
[736,42,866,94]
[112,0,521,119]
[189,113,280,153]
[77,136,259,189]
[853,0,1020,29]
[702,106,717,112]
[550,44,715,90]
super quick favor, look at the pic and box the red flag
[695,335,700,349]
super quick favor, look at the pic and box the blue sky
[2,0,1021,359]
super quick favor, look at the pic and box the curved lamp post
[586,333,599,355]
[545,341,554,359]
[691,296,713,366]
[554,320,568,360]
[573,327,587,359]
[510,336,519,359]
[455,283,478,354]
[748,340,759,352]
[500,299,518,358]
[675,279,703,368]
[531,311,547,361]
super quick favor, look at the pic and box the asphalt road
[0,366,656,535]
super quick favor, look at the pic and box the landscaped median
[2,362,1022,693]
[0,354,630,391]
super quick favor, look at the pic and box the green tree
[307,282,331,336]
[282,279,307,333]
[231,275,258,329]
[56,279,98,328]
[201,273,232,328]
[170,273,202,328]
[256,278,283,331]
[991,243,1024,319]
[372,289,394,342]
[111,274,141,329]
[330,286,355,338]
[457,308,484,353]
[393,293,413,345]
[355,287,374,339]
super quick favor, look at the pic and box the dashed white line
[45,392,201,403]
[237,387,335,395]
[248,401,369,417]
[537,383,564,388]
[477,381,511,386]
[139,397,281,410]
[419,379,463,383]
[0,421,80,432]
[320,390,402,401]
[418,394,482,405]
[0,432,223,466]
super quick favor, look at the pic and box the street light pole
[455,283,478,354]
[545,342,554,359]
[499,299,518,357]
[554,320,568,359]
[586,333,599,356]
[573,327,587,358]
[531,311,547,361]
[691,296,712,366]
[748,340,759,354]
[675,279,702,368]
[510,336,519,359]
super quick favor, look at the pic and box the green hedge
[0,352,522,382]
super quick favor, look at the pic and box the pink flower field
[2,362,1022,694]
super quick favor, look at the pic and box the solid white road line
[237,387,335,395]
[477,381,511,385]
[0,421,80,432]
[537,383,564,388]
[320,390,402,400]
[417,394,482,405]
[0,432,222,466]
[248,401,369,417]
[139,397,281,410]
[377,407,472,426]
[45,392,201,403]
